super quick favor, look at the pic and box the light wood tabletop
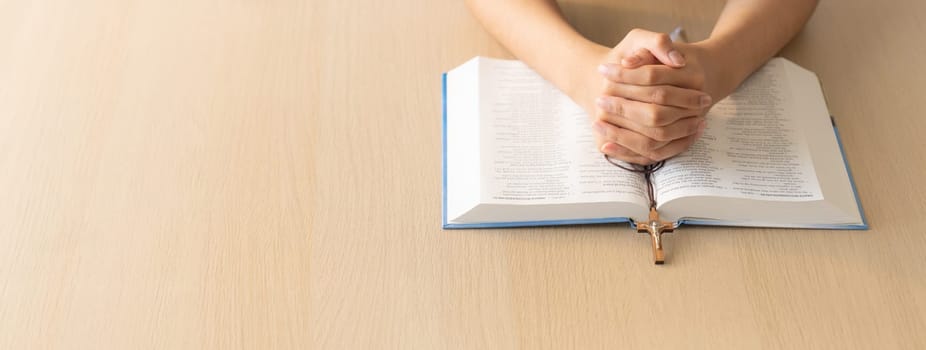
[2,0,925,349]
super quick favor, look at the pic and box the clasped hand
[592,29,718,165]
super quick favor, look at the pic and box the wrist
[563,42,610,113]
[694,38,751,100]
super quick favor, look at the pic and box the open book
[442,57,866,230]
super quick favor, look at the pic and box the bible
[441,57,867,258]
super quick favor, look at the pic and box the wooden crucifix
[636,208,674,264]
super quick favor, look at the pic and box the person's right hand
[588,29,713,165]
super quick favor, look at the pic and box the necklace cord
[603,155,664,209]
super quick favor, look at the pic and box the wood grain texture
[1,0,924,349]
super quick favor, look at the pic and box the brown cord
[603,155,664,209]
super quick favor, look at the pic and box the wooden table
[2,1,924,348]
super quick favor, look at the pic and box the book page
[653,59,824,205]
[479,59,647,205]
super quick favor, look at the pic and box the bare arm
[703,0,819,96]
[464,0,608,107]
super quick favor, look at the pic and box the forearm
[465,0,607,100]
[703,0,819,90]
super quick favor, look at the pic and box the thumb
[621,48,658,68]
[636,31,686,67]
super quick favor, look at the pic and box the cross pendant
[636,208,674,264]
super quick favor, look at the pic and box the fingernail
[597,64,609,75]
[595,97,610,110]
[699,95,712,107]
[593,121,606,136]
[698,119,707,132]
[668,50,686,66]
[621,55,641,67]
[600,142,616,154]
